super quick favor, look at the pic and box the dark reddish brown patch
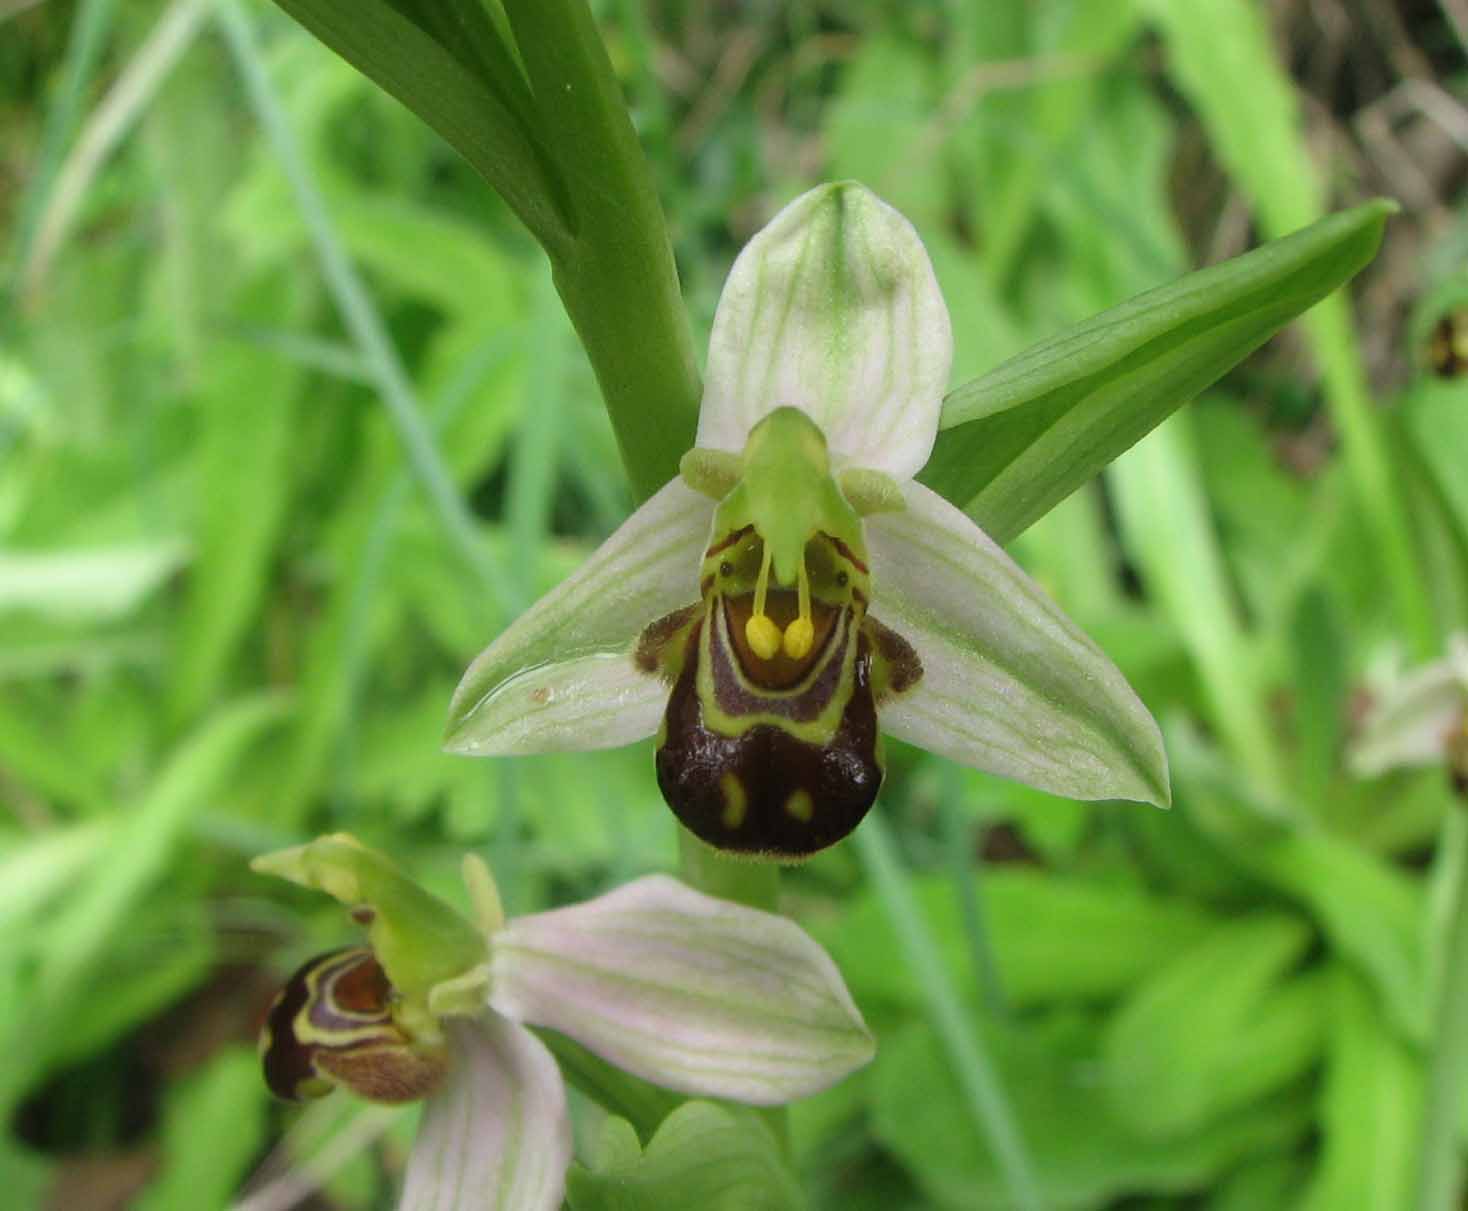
[704,525,753,559]
[635,603,702,675]
[712,599,850,721]
[723,592,841,690]
[1429,311,1468,378]
[656,624,883,858]
[820,531,869,575]
[332,954,392,1014]
[866,616,922,697]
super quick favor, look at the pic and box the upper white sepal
[697,182,952,481]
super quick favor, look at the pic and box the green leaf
[566,1102,806,1211]
[1298,967,1421,1211]
[267,0,573,253]
[1249,832,1429,1042]
[823,868,1218,1011]
[872,1014,1310,1210]
[1100,915,1324,1137]
[133,1048,269,1211]
[920,202,1393,545]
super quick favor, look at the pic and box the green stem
[502,0,701,502]
[855,814,1043,1211]
[941,790,1008,1019]
[676,829,781,914]
[1418,806,1468,1210]
[1306,301,1436,660]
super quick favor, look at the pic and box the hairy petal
[489,875,874,1105]
[698,182,952,479]
[401,1016,571,1211]
[445,480,714,755]
[868,482,1170,807]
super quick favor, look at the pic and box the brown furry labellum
[259,947,447,1104]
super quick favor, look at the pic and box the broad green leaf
[920,202,1392,544]
[0,694,288,1113]
[1101,915,1323,1136]
[872,1014,1310,1210]
[133,1048,268,1211]
[823,869,1218,1010]
[267,0,572,252]
[1249,832,1429,1041]
[1298,967,1421,1211]
[567,1103,805,1211]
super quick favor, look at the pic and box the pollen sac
[643,525,917,859]
[259,948,448,1104]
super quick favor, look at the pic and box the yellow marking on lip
[784,789,814,822]
[720,773,748,829]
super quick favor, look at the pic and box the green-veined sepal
[697,182,952,481]
[444,479,715,756]
[867,481,1170,807]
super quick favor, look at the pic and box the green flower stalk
[446,183,1170,858]
[253,835,873,1211]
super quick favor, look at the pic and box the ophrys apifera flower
[446,183,1169,858]
[254,835,873,1211]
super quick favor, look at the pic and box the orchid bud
[260,947,449,1104]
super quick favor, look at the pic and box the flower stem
[501,0,701,502]
[855,814,1042,1211]
[676,828,780,914]
[1417,805,1468,1209]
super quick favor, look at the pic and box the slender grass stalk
[4,0,118,303]
[22,0,207,299]
[216,0,498,601]
[1417,806,1468,1210]
[941,787,1008,1018]
[855,813,1042,1211]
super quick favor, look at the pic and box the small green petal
[252,834,486,999]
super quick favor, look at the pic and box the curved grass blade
[920,201,1393,545]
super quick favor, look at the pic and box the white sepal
[868,482,1170,807]
[697,182,951,481]
[445,479,714,755]
[488,875,875,1106]
[401,1016,571,1211]
[1350,635,1468,776]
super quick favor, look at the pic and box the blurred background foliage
[3,0,1468,1207]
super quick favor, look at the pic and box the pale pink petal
[400,1016,571,1211]
[489,875,873,1106]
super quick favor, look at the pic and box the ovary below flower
[445,182,1169,859]
[253,835,874,1211]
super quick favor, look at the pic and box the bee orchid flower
[253,835,874,1211]
[446,182,1169,858]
